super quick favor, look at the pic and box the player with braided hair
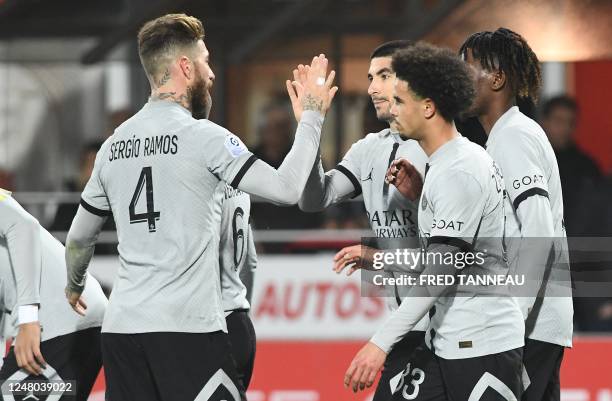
[461,28,573,401]
[460,28,541,103]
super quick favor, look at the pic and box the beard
[190,74,212,120]
[372,99,393,123]
[377,110,394,123]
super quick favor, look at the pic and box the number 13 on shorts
[392,363,426,400]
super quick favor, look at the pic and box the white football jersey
[418,135,525,359]
[338,129,429,330]
[81,100,255,334]
[218,183,256,314]
[486,106,573,347]
[0,193,106,342]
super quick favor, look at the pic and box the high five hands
[286,54,339,121]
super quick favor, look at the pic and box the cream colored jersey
[0,193,106,342]
[486,106,573,347]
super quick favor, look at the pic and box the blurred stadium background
[1,0,611,400]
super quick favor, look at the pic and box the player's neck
[479,96,515,135]
[150,84,192,113]
[420,121,458,157]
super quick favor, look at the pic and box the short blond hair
[137,13,205,83]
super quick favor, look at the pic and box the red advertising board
[82,255,612,400]
[85,337,612,401]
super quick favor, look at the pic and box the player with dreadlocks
[460,28,573,401]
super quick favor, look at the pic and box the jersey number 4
[129,166,161,232]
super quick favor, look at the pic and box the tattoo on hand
[302,94,323,113]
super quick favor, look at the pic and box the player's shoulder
[355,129,390,146]
[352,129,399,153]
[186,119,249,155]
[445,138,492,183]
[0,191,38,228]
[95,135,116,160]
[455,135,490,163]
[428,164,484,199]
[371,127,393,138]
[190,118,233,138]
[341,130,384,162]
[496,110,547,147]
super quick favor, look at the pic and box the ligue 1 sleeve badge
[225,134,248,158]
[421,194,428,211]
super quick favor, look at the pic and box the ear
[178,56,193,80]
[423,99,435,119]
[491,69,506,91]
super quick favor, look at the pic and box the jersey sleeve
[65,205,108,294]
[336,136,368,197]
[199,121,257,187]
[371,242,463,353]
[0,195,42,308]
[234,111,325,205]
[428,170,485,250]
[298,155,359,212]
[81,139,112,216]
[494,130,549,211]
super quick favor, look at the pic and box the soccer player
[218,182,257,390]
[63,13,336,401]
[0,188,107,401]
[459,28,573,401]
[296,40,429,401]
[344,43,525,400]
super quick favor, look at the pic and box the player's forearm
[370,243,460,352]
[65,206,107,294]
[298,156,356,212]
[514,195,555,315]
[5,212,42,307]
[238,110,324,205]
[298,156,328,211]
[0,203,42,308]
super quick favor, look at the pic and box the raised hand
[385,158,424,201]
[286,54,338,121]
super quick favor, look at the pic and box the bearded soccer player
[296,40,428,401]
[344,43,525,400]
[460,28,573,401]
[63,13,337,401]
[0,189,107,401]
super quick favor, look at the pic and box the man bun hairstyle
[392,42,475,122]
[138,13,205,84]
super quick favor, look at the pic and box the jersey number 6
[232,207,245,269]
